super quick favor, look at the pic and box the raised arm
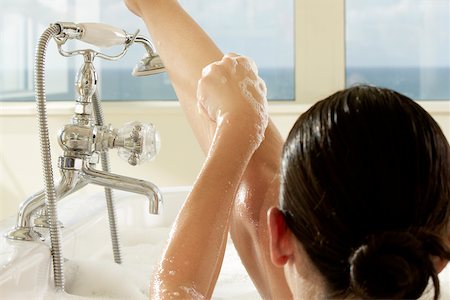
[124,0,283,154]
[124,0,290,298]
[125,0,223,152]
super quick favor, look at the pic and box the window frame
[1,0,448,104]
[294,0,345,104]
[295,0,450,104]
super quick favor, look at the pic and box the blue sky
[346,0,450,67]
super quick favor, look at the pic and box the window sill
[0,100,448,117]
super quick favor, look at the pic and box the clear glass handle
[116,121,160,166]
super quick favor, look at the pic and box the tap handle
[116,121,160,166]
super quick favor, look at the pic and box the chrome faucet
[6,22,165,291]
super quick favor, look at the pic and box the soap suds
[43,226,258,300]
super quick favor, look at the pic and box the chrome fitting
[58,157,84,170]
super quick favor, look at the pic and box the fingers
[197,62,225,121]
[203,53,258,79]
[196,53,267,123]
[198,54,265,104]
[224,52,239,58]
[221,54,258,81]
[201,61,225,78]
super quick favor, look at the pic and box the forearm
[139,1,222,86]
[151,114,257,298]
[137,0,223,152]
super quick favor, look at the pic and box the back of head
[280,85,450,299]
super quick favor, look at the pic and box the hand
[197,53,269,148]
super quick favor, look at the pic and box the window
[346,0,450,100]
[0,0,294,101]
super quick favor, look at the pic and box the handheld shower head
[54,22,165,76]
[132,36,165,76]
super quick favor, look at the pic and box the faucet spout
[81,161,162,214]
[6,169,87,241]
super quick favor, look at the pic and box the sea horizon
[1,67,449,102]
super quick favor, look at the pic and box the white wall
[0,101,449,221]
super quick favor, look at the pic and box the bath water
[44,227,259,300]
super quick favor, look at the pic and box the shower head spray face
[132,54,165,77]
[132,35,165,76]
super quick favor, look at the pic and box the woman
[124,0,450,299]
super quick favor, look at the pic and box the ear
[267,207,295,267]
[433,226,450,274]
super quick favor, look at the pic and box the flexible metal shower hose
[92,91,123,264]
[35,24,65,291]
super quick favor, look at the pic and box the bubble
[201,64,212,77]
[220,76,228,84]
[180,285,205,299]
[235,75,269,148]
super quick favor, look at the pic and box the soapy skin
[124,0,290,299]
[197,54,269,148]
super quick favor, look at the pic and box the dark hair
[280,85,450,299]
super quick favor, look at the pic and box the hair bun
[349,231,433,299]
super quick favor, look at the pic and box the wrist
[214,112,266,156]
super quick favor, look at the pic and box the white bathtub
[0,187,259,299]
[1,187,450,300]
